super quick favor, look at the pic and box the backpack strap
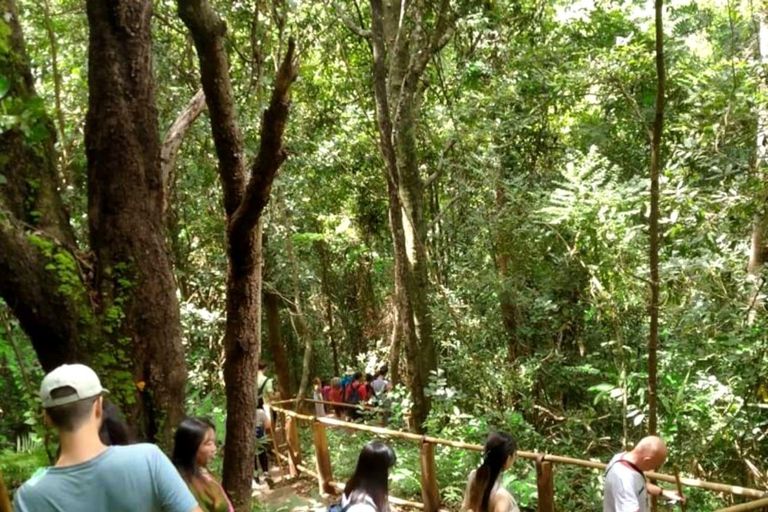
[259,377,272,397]
[606,457,647,497]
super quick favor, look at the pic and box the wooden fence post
[536,455,555,512]
[420,440,440,512]
[312,420,334,495]
[285,416,302,477]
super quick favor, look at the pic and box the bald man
[603,436,683,512]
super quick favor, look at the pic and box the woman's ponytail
[468,432,517,512]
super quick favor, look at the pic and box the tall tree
[748,9,768,323]
[340,0,454,432]
[0,0,187,446]
[177,0,298,507]
[648,0,666,438]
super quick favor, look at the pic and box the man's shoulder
[112,442,163,456]
[106,443,165,467]
[15,467,53,502]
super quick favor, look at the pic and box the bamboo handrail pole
[271,398,298,406]
[712,497,768,512]
[271,404,768,500]
[307,398,382,412]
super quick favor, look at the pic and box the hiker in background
[328,377,344,417]
[371,366,391,397]
[172,418,234,512]
[346,372,367,420]
[603,436,683,512]
[313,377,326,417]
[340,371,354,396]
[340,441,397,512]
[13,364,200,512]
[364,374,375,402]
[322,379,332,401]
[371,366,392,425]
[462,431,520,512]
[257,361,276,422]
[255,396,273,487]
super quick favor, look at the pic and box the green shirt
[257,373,275,400]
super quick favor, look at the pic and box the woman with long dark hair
[172,418,233,512]
[99,400,132,446]
[341,440,397,512]
[462,432,519,512]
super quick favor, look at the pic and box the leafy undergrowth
[293,416,731,511]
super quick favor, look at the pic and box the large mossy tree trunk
[341,0,454,432]
[178,0,297,506]
[85,0,187,446]
[0,0,187,446]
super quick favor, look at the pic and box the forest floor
[253,467,329,512]
[252,467,412,512]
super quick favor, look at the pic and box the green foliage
[2,0,767,508]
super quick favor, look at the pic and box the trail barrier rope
[269,398,768,512]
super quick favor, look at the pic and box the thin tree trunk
[282,193,312,405]
[648,0,666,441]
[495,180,521,364]
[748,11,768,324]
[388,313,402,385]
[161,88,207,213]
[263,232,292,399]
[178,1,297,504]
[316,239,340,376]
[362,0,453,432]
[40,0,70,184]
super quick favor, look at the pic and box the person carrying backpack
[345,373,366,420]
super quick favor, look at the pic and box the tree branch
[333,1,371,38]
[177,0,247,217]
[229,39,299,245]
[423,138,456,188]
[161,88,207,213]
[0,213,88,370]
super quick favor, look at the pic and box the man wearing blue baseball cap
[13,364,202,512]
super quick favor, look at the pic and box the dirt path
[253,468,331,512]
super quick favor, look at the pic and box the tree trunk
[495,181,521,364]
[263,233,292,399]
[282,193,312,404]
[1,0,187,446]
[748,11,768,323]
[316,239,340,376]
[0,0,85,370]
[178,0,297,504]
[648,0,666,439]
[357,0,453,432]
[85,0,187,446]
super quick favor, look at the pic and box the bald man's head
[629,436,668,471]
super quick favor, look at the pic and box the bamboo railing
[271,399,768,512]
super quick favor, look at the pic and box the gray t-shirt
[603,453,648,512]
[13,443,198,512]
